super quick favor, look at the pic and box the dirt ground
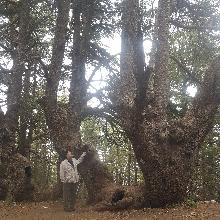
[0,201,220,220]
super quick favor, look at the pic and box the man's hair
[61,149,71,160]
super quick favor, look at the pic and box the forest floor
[0,201,220,220]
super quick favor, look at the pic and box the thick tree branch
[45,0,70,109]
[118,0,146,110]
[153,0,171,120]
[41,0,71,157]
[69,0,98,120]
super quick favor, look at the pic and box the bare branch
[38,59,49,75]
[81,106,117,123]
[86,53,119,89]
[170,55,200,85]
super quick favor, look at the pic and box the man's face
[66,151,73,160]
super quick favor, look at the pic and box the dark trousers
[63,182,77,211]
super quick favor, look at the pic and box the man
[60,149,86,212]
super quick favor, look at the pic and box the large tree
[108,0,220,207]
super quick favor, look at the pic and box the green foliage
[185,198,197,208]
[189,112,220,201]
[168,0,220,119]
[31,142,58,189]
[81,117,143,185]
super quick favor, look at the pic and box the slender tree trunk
[127,144,132,186]
[134,161,138,185]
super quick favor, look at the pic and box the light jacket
[60,152,86,183]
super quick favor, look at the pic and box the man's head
[65,150,73,161]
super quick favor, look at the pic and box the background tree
[0,0,36,201]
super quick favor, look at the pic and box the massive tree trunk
[110,0,220,208]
